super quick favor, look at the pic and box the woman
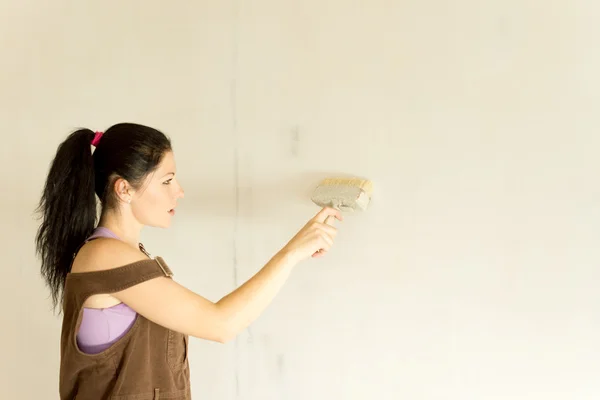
[35,122,341,399]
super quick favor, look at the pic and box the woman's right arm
[111,207,342,343]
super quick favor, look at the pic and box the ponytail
[35,128,98,311]
[35,122,172,312]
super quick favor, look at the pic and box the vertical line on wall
[231,0,241,397]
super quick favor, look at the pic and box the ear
[113,177,133,204]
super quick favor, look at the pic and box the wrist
[276,247,300,266]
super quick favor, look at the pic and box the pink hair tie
[91,131,103,147]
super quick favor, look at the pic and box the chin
[145,219,171,229]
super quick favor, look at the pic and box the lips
[168,208,176,216]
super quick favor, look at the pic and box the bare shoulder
[70,237,229,342]
[71,238,148,274]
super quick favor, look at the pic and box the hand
[281,207,343,262]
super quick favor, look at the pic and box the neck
[98,208,143,249]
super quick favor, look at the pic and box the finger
[316,222,337,236]
[314,234,334,256]
[320,233,334,248]
[312,249,327,258]
[314,207,343,224]
[324,215,336,226]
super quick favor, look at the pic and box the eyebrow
[161,172,175,178]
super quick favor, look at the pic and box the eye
[163,179,173,185]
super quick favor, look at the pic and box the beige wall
[2,1,599,398]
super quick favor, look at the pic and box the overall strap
[65,256,173,301]
[66,226,173,301]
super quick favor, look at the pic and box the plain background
[2,1,599,399]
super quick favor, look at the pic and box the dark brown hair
[35,122,172,310]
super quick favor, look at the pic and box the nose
[178,184,185,199]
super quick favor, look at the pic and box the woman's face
[130,150,185,228]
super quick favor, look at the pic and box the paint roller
[311,177,373,213]
[308,176,372,256]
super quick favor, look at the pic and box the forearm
[215,249,298,341]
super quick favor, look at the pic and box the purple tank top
[76,227,137,354]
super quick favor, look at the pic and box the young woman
[35,122,341,399]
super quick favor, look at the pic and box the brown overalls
[59,247,191,399]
